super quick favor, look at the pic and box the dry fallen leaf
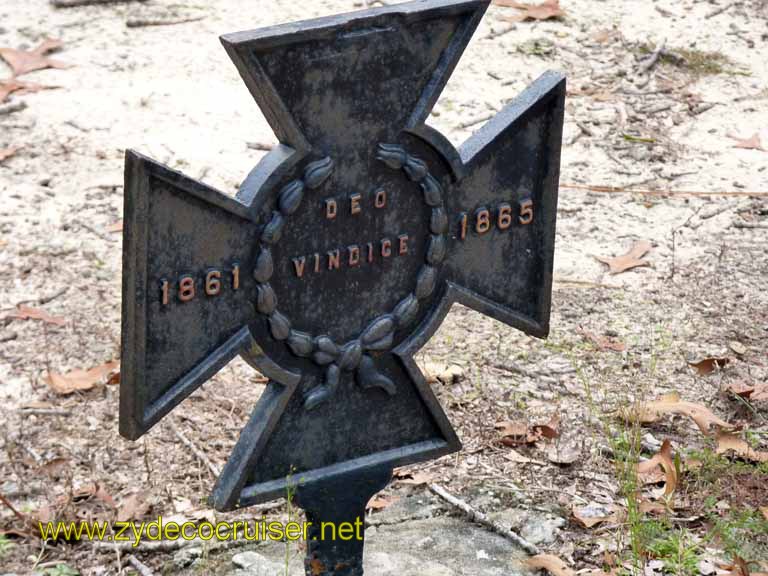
[760,506,768,521]
[752,384,768,402]
[496,413,560,445]
[0,78,57,102]
[535,412,560,439]
[572,502,623,528]
[638,498,669,515]
[106,370,121,385]
[596,240,652,275]
[46,360,120,395]
[71,482,116,509]
[723,381,755,399]
[494,0,565,22]
[591,29,617,44]
[689,356,730,376]
[637,440,677,497]
[624,392,734,435]
[578,327,626,352]
[545,437,581,465]
[497,420,537,445]
[310,558,325,576]
[0,38,72,77]
[715,430,768,463]
[9,304,66,326]
[117,491,151,522]
[0,146,19,163]
[728,132,766,152]
[366,494,398,511]
[526,554,576,576]
[719,557,763,576]
[37,457,69,477]
[392,469,435,486]
[423,361,464,384]
[502,447,542,464]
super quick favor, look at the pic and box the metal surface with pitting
[120,0,564,573]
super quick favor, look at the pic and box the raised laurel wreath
[252,143,447,410]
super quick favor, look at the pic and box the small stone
[629,146,649,162]
[729,341,747,355]
[173,546,202,568]
[231,551,284,573]
[519,514,565,545]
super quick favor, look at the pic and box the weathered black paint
[120,0,564,573]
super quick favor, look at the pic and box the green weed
[0,534,14,558]
[44,565,80,576]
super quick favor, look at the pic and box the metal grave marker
[120,0,565,572]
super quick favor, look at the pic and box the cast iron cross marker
[120,0,564,572]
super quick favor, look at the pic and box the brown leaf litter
[0,38,72,77]
[595,240,652,274]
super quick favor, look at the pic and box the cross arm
[442,72,566,337]
[220,0,489,154]
[120,151,259,439]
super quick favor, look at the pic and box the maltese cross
[120,0,565,510]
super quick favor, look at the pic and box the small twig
[560,183,768,198]
[94,535,249,553]
[13,287,69,308]
[78,221,111,241]
[732,221,768,229]
[654,5,677,17]
[38,287,69,306]
[51,0,147,6]
[0,102,27,116]
[18,408,71,416]
[638,39,666,75]
[692,102,718,116]
[575,121,593,137]
[428,483,540,555]
[246,141,273,151]
[552,277,622,289]
[169,420,220,477]
[126,555,154,576]
[492,363,558,383]
[126,15,205,28]
[485,23,517,40]
[643,103,672,115]
[0,494,29,526]
[457,112,494,130]
[705,1,735,19]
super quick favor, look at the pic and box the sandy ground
[0,0,767,574]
